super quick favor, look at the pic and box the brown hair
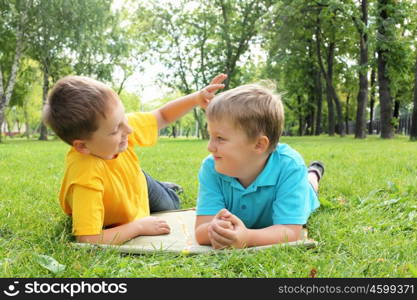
[43,76,115,145]
[206,84,284,152]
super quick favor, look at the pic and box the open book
[73,209,318,255]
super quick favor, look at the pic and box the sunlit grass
[0,135,416,277]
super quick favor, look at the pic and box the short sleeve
[69,184,105,236]
[196,158,225,216]
[127,112,158,147]
[272,162,310,225]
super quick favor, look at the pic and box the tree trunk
[297,95,303,136]
[24,103,30,139]
[5,113,12,137]
[316,19,335,136]
[377,0,394,139]
[393,100,400,118]
[308,97,315,135]
[393,99,401,133]
[325,83,336,136]
[202,122,209,139]
[354,0,369,139]
[307,42,316,136]
[0,17,25,142]
[410,55,417,141]
[16,118,21,133]
[346,92,350,135]
[193,108,209,139]
[167,21,209,140]
[171,124,177,138]
[39,64,49,140]
[368,65,376,134]
[326,41,345,137]
[316,17,342,136]
[330,84,345,136]
[0,110,5,142]
[116,71,128,95]
[377,51,394,139]
[314,70,323,135]
[194,120,199,138]
[219,0,265,90]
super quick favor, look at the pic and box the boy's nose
[125,123,133,135]
[207,139,216,153]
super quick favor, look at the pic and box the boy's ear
[254,135,269,153]
[72,139,90,155]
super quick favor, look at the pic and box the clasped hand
[207,208,249,249]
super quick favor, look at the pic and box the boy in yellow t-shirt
[43,74,226,244]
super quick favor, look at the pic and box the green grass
[0,135,416,277]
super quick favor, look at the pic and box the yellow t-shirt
[59,112,158,236]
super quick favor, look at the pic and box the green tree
[27,0,114,140]
[145,91,195,138]
[409,2,417,140]
[0,0,30,142]
[6,59,40,138]
[263,0,308,136]
[315,2,352,137]
[118,90,141,113]
[376,0,396,138]
[74,4,146,95]
[141,0,273,139]
[352,0,370,139]
[411,55,417,140]
[264,0,353,137]
[368,57,377,134]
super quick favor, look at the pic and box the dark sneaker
[308,161,325,182]
[162,182,184,194]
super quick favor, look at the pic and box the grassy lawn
[0,135,416,277]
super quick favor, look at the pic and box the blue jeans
[143,171,180,213]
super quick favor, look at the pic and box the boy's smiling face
[78,95,133,160]
[207,118,269,187]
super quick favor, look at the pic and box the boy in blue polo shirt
[195,84,324,249]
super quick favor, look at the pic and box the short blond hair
[43,76,115,145]
[206,84,284,152]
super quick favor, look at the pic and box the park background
[0,0,416,277]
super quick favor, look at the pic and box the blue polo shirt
[196,143,319,229]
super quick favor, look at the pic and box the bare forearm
[76,222,143,245]
[246,225,302,247]
[153,92,201,129]
[195,223,211,245]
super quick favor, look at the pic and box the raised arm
[152,74,227,129]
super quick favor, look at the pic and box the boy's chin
[214,165,235,177]
[118,144,128,153]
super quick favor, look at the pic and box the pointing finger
[210,73,227,85]
[205,84,225,93]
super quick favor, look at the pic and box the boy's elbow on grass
[75,233,124,245]
[195,235,206,246]
[75,235,100,244]
[247,225,303,247]
[195,226,211,246]
[274,225,303,244]
[282,225,303,243]
[195,215,215,246]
